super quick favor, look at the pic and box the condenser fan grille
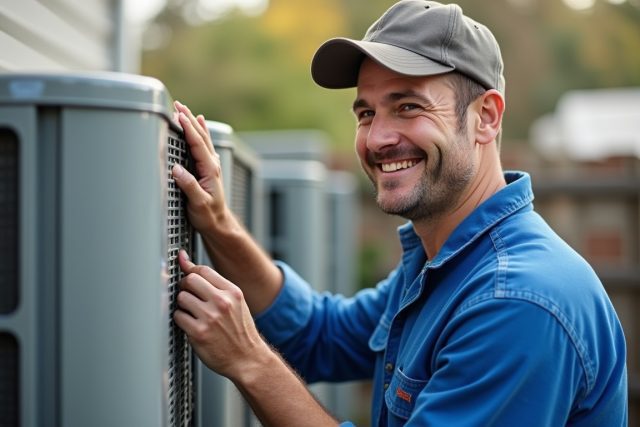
[166,130,195,427]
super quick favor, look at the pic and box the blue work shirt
[255,171,628,426]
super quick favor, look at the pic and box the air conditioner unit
[241,130,362,419]
[257,158,329,291]
[0,72,197,427]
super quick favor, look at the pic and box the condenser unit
[241,129,358,294]
[0,72,197,427]
[241,130,360,418]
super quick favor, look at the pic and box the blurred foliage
[142,0,640,151]
[142,0,640,295]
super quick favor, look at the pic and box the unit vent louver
[0,129,18,315]
[0,128,19,426]
[231,162,251,228]
[0,333,19,427]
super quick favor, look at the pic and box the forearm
[200,210,282,314]
[230,343,339,427]
[175,253,336,426]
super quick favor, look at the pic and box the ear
[475,89,505,145]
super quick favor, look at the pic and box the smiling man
[351,59,505,256]
[171,1,628,425]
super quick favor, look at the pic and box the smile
[380,159,420,173]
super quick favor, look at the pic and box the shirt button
[385,363,394,373]
[384,383,389,390]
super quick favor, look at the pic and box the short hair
[447,72,502,150]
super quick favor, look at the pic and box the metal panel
[59,108,167,426]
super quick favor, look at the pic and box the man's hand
[173,249,269,379]
[172,101,230,234]
[173,250,339,427]
[170,101,282,315]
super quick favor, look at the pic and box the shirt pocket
[368,314,391,352]
[384,367,428,420]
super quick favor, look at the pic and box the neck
[412,150,506,260]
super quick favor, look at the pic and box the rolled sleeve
[254,261,314,346]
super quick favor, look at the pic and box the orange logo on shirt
[396,386,412,403]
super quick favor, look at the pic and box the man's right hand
[172,100,231,235]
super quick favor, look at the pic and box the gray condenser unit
[241,130,360,419]
[206,121,262,243]
[0,73,197,426]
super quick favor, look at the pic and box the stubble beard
[371,141,475,222]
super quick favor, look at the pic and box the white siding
[0,0,135,72]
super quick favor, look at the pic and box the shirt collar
[397,171,534,268]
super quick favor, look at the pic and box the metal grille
[231,161,251,227]
[166,131,194,427]
[0,130,18,314]
[0,333,19,427]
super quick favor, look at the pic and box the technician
[172,1,628,425]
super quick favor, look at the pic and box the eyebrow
[352,90,436,113]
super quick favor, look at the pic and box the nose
[366,114,400,152]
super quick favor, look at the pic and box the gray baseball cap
[311,0,505,93]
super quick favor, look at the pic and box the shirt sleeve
[396,297,585,426]
[254,261,391,383]
[254,261,315,345]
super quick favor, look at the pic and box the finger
[196,114,215,155]
[173,308,199,336]
[177,251,226,293]
[172,163,209,202]
[195,266,236,292]
[174,102,211,150]
[196,114,207,128]
[176,288,208,318]
[177,112,218,176]
[174,100,207,143]
[180,257,236,293]
[178,249,196,273]
[180,271,217,302]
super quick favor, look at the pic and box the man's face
[353,59,477,221]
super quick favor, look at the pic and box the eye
[399,103,420,112]
[356,109,374,124]
[396,103,424,118]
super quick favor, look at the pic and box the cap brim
[311,38,454,89]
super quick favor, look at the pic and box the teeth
[381,160,417,172]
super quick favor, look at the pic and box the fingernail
[172,163,184,177]
[180,249,190,261]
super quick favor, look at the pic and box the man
[171,1,628,425]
